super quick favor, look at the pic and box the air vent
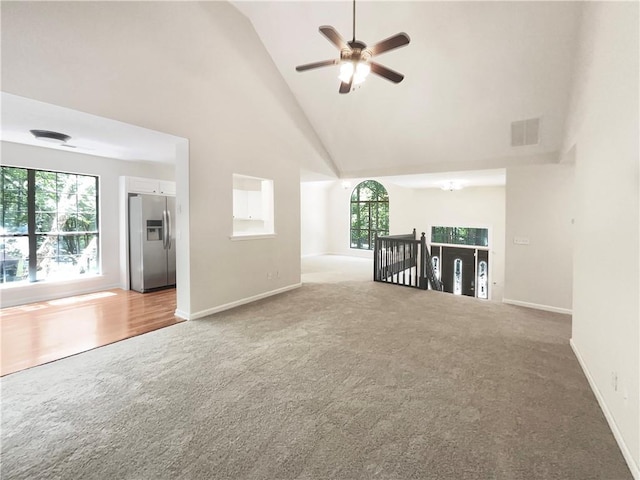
[511,118,540,147]
[29,129,71,145]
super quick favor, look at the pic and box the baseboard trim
[502,298,572,315]
[186,283,302,320]
[326,251,373,259]
[301,253,330,258]
[570,339,639,480]
[174,309,189,320]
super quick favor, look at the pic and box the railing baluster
[385,239,389,282]
[410,242,413,286]
[392,241,396,284]
[402,241,406,285]
[396,241,399,285]
[396,242,400,285]
[373,237,378,281]
[373,230,430,290]
[393,241,396,284]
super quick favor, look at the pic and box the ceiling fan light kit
[295,0,410,94]
[339,61,370,85]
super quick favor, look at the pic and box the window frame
[428,224,492,301]
[430,226,489,247]
[349,180,389,250]
[1,165,100,285]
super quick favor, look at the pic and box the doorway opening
[429,226,491,299]
[0,93,191,374]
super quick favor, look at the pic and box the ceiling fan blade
[369,62,405,83]
[339,79,353,94]
[368,33,410,57]
[319,25,349,51]
[296,59,339,72]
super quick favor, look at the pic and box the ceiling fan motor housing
[341,41,370,63]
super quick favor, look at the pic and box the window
[0,166,99,284]
[350,180,389,250]
[431,226,488,247]
[232,174,274,237]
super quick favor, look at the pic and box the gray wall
[504,164,575,312]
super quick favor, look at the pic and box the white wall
[2,2,334,318]
[561,2,639,477]
[322,178,506,300]
[300,181,331,256]
[503,164,575,313]
[0,141,174,307]
[401,186,506,302]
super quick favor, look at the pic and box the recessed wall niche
[232,174,274,236]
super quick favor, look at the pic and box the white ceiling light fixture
[338,62,371,85]
[338,61,371,85]
[29,129,71,145]
[440,181,464,191]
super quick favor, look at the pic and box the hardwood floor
[0,288,182,376]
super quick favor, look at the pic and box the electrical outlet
[611,372,618,391]
[267,272,272,280]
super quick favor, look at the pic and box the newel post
[420,232,427,289]
[373,231,378,281]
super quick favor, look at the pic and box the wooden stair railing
[374,229,443,291]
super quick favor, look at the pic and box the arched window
[350,180,389,250]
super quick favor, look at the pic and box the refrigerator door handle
[162,209,169,250]
[167,209,172,250]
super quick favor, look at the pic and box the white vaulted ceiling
[0,2,582,187]
[233,1,581,179]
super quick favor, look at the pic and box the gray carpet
[1,256,632,479]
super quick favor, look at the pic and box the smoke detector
[29,129,71,145]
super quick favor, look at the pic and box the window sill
[230,233,277,241]
[0,274,104,289]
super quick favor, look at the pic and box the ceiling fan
[295,0,410,94]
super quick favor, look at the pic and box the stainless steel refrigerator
[129,194,176,293]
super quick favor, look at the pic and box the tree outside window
[1,166,99,284]
[350,180,389,250]
[431,226,488,247]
